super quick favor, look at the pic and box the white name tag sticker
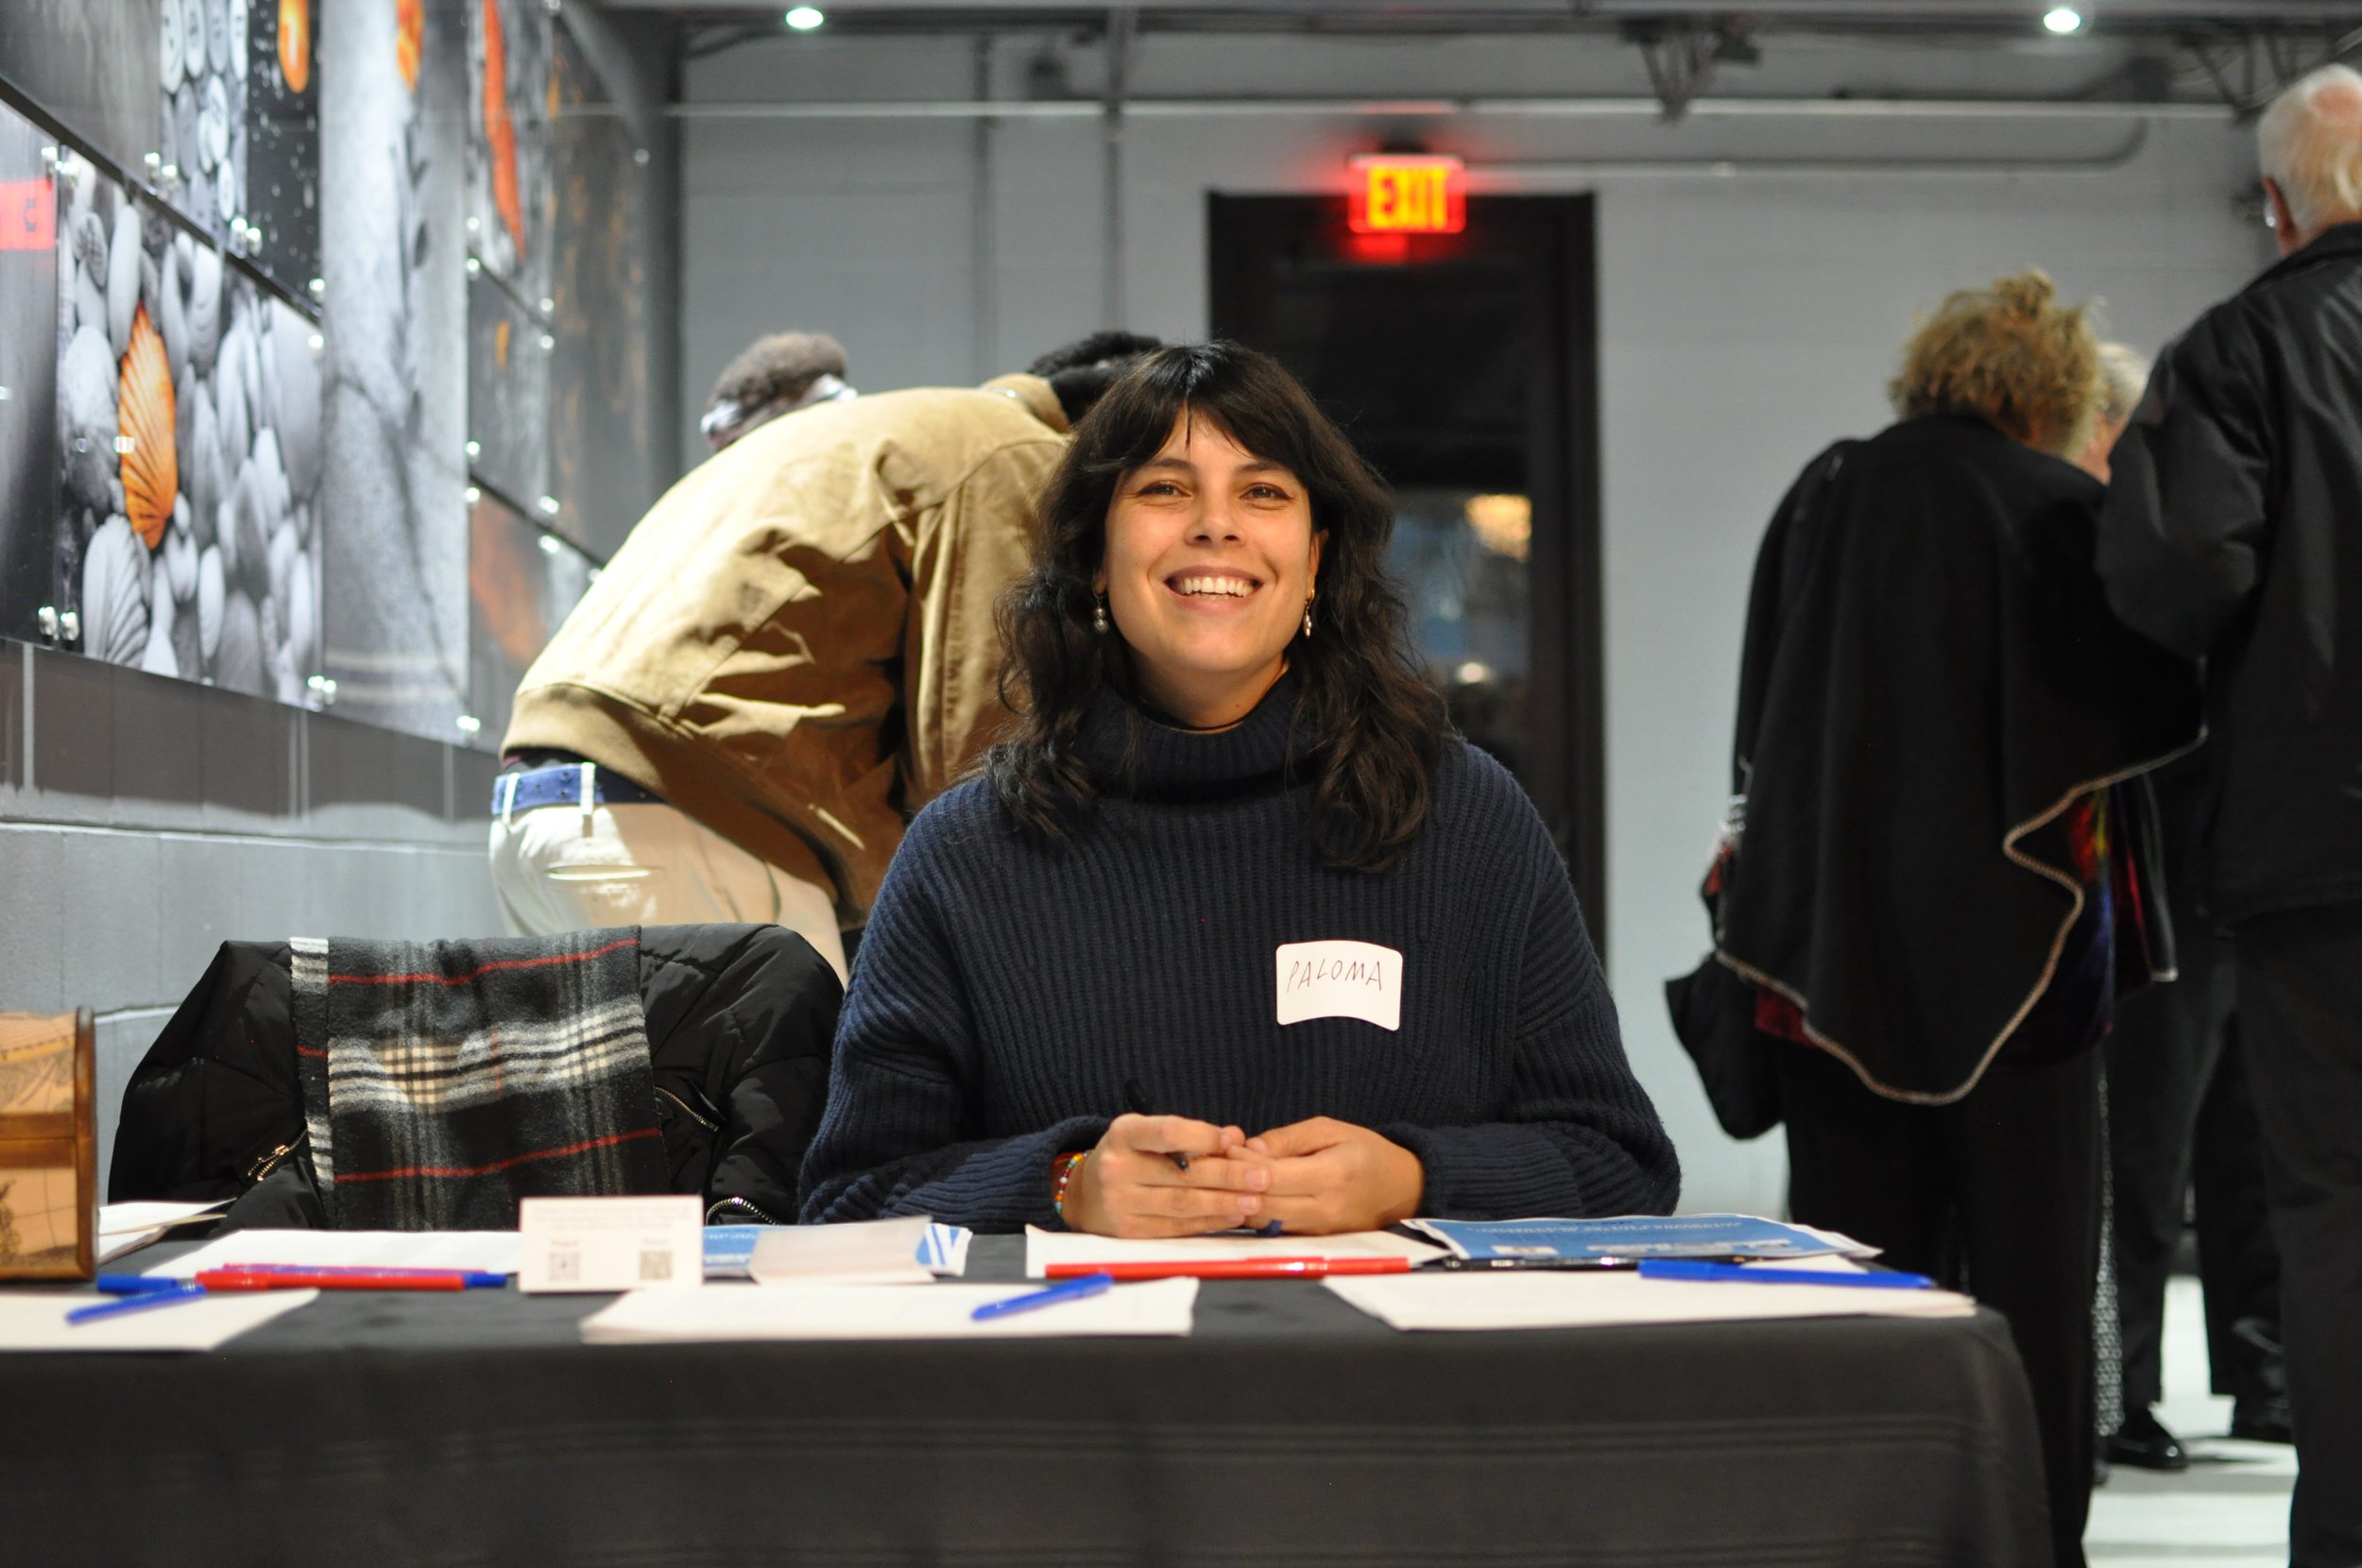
[518,1195,703,1294]
[1275,940,1403,1031]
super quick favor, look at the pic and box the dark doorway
[1208,194,1607,942]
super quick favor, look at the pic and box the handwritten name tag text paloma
[1274,941,1404,1031]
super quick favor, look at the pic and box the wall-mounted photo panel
[468,488,591,745]
[467,271,552,522]
[53,147,323,703]
[0,106,61,643]
[155,0,248,248]
[0,2,163,192]
[318,0,471,743]
[237,0,321,293]
[468,0,556,302]
[546,23,650,561]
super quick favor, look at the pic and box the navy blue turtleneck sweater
[798,676,1679,1231]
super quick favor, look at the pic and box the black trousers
[2234,902,2362,1568]
[2106,917,2283,1411]
[1778,1041,2098,1568]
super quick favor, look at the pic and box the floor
[2085,1275,2299,1566]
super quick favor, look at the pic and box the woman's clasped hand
[1060,1114,1426,1237]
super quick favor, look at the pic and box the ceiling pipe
[661,94,2231,121]
[1465,122,2152,179]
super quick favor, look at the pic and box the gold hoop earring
[1092,594,1110,635]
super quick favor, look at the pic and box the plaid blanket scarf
[291,930,667,1229]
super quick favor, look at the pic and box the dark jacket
[110,924,838,1226]
[1717,417,2199,1102]
[2098,223,2362,922]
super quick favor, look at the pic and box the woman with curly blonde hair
[1677,269,2199,1566]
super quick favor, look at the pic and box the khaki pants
[488,797,847,983]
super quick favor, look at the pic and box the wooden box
[0,1010,95,1281]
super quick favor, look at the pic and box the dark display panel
[0,105,61,643]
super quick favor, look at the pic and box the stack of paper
[703,1220,971,1281]
[580,1278,1200,1343]
[142,1229,523,1280]
[94,1201,230,1263]
[1022,1225,1444,1278]
[1324,1270,1974,1332]
[0,1288,319,1352]
[746,1216,945,1285]
[1406,1214,1877,1263]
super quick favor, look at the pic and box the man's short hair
[2260,63,2362,237]
[1027,331,1164,424]
[708,332,849,416]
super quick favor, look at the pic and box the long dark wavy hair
[984,341,1447,871]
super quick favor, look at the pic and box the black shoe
[2230,1394,2294,1444]
[2106,1407,2190,1471]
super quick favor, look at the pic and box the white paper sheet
[748,1216,937,1285]
[1022,1225,1444,1278]
[580,1278,1200,1343]
[1323,1271,1975,1332]
[144,1229,522,1280]
[94,1200,231,1264]
[0,1288,318,1352]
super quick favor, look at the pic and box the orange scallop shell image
[279,0,312,94]
[396,0,424,90]
[483,0,526,260]
[119,304,180,551]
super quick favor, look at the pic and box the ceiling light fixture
[2043,6,2085,34]
[785,7,824,30]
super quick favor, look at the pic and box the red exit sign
[0,179,54,250]
[1347,155,1465,235]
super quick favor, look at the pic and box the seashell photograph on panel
[52,149,325,704]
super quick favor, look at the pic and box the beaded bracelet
[1050,1150,1090,1225]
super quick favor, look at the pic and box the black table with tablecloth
[0,1235,2050,1567]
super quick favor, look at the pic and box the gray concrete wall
[0,638,504,1182]
[677,26,2273,1212]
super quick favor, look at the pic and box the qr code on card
[549,1249,581,1283]
[639,1250,672,1282]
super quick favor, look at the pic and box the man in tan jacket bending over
[492,332,1159,980]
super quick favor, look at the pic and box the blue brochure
[1406,1214,1872,1263]
[702,1222,972,1279]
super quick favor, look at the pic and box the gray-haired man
[2098,63,2362,1566]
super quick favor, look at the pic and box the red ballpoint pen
[192,1267,507,1291]
[1044,1256,1412,1281]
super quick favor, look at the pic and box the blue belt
[492,761,664,817]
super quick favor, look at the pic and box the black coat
[2098,222,2362,923]
[1717,416,2199,1102]
[109,924,838,1226]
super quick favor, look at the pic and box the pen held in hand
[1122,1076,1190,1171]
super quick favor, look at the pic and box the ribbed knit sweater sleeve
[1380,838,1680,1219]
[797,810,1103,1229]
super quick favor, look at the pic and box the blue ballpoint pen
[95,1272,198,1295]
[970,1271,1116,1321]
[67,1283,210,1324]
[1637,1259,1936,1290]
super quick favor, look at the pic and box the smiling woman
[796,342,1679,1237]
[1097,416,1323,729]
